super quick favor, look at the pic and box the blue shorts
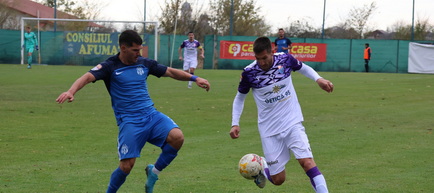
[117,111,178,160]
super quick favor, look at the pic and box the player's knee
[167,128,184,149]
[119,159,135,173]
[271,176,285,185]
[298,158,316,171]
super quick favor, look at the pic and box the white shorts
[261,122,313,175]
[183,59,198,71]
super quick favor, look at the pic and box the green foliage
[0,64,433,192]
[209,0,271,36]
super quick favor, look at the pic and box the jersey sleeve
[286,38,292,45]
[286,54,303,71]
[33,32,38,45]
[196,41,202,48]
[238,70,252,94]
[89,62,112,81]
[143,58,167,78]
[180,41,186,48]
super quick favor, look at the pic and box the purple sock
[306,166,322,189]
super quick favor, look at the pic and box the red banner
[220,40,327,62]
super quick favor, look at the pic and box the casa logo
[228,43,253,57]
[291,45,318,54]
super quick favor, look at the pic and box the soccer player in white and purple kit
[178,32,204,88]
[56,30,210,193]
[230,37,333,192]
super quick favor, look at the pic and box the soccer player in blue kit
[230,37,332,192]
[274,28,292,54]
[56,30,210,193]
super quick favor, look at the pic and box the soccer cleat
[187,82,192,89]
[145,164,159,193]
[254,171,266,188]
[27,64,31,69]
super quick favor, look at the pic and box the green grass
[0,64,433,192]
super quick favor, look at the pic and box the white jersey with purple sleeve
[180,40,201,61]
[237,53,305,137]
[88,54,167,125]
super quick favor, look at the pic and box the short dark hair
[253,36,272,54]
[278,28,284,31]
[188,31,194,35]
[119,30,142,47]
[365,43,369,46]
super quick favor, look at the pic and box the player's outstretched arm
[56,72,96,104]
[230,91,247,139]
[164,67,210,91]
[316,78,334,93]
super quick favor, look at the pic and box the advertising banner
[64,32,148,56]
[220,40,327,62]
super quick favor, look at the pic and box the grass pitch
[0,64,433,192]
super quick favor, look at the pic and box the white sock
[313,175,328,193]
[152,167,160,175]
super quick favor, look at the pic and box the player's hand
[230,125,240,139]
[179,56,183,61]
[35,45,39,50]
[195,77,210,92]
[201,55,205,59]
[316,78,334,93]
[56,91,75,104]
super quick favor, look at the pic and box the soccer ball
[238,153,263,180]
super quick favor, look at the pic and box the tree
[285,18,321,38]
[209,0,270,36]
[159,0,212,41]
[159,0,182,34]
[389,18,433,40]
[345,1,377,39]
[414,18,433,40]
[390,21,411,40]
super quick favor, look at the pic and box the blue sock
[154,143,179,171]
[28,55,32,65]
[107,167,129,193]
[306,166,328,193]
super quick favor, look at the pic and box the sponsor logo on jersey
[91,64,102,71]
[277,65,285,74]
[267,160,279,166]
[264,85,286,96]
[137,66,144,75]
[264,85,291,104]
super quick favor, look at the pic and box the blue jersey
[275,37,292,53]
[89,54,167,125]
